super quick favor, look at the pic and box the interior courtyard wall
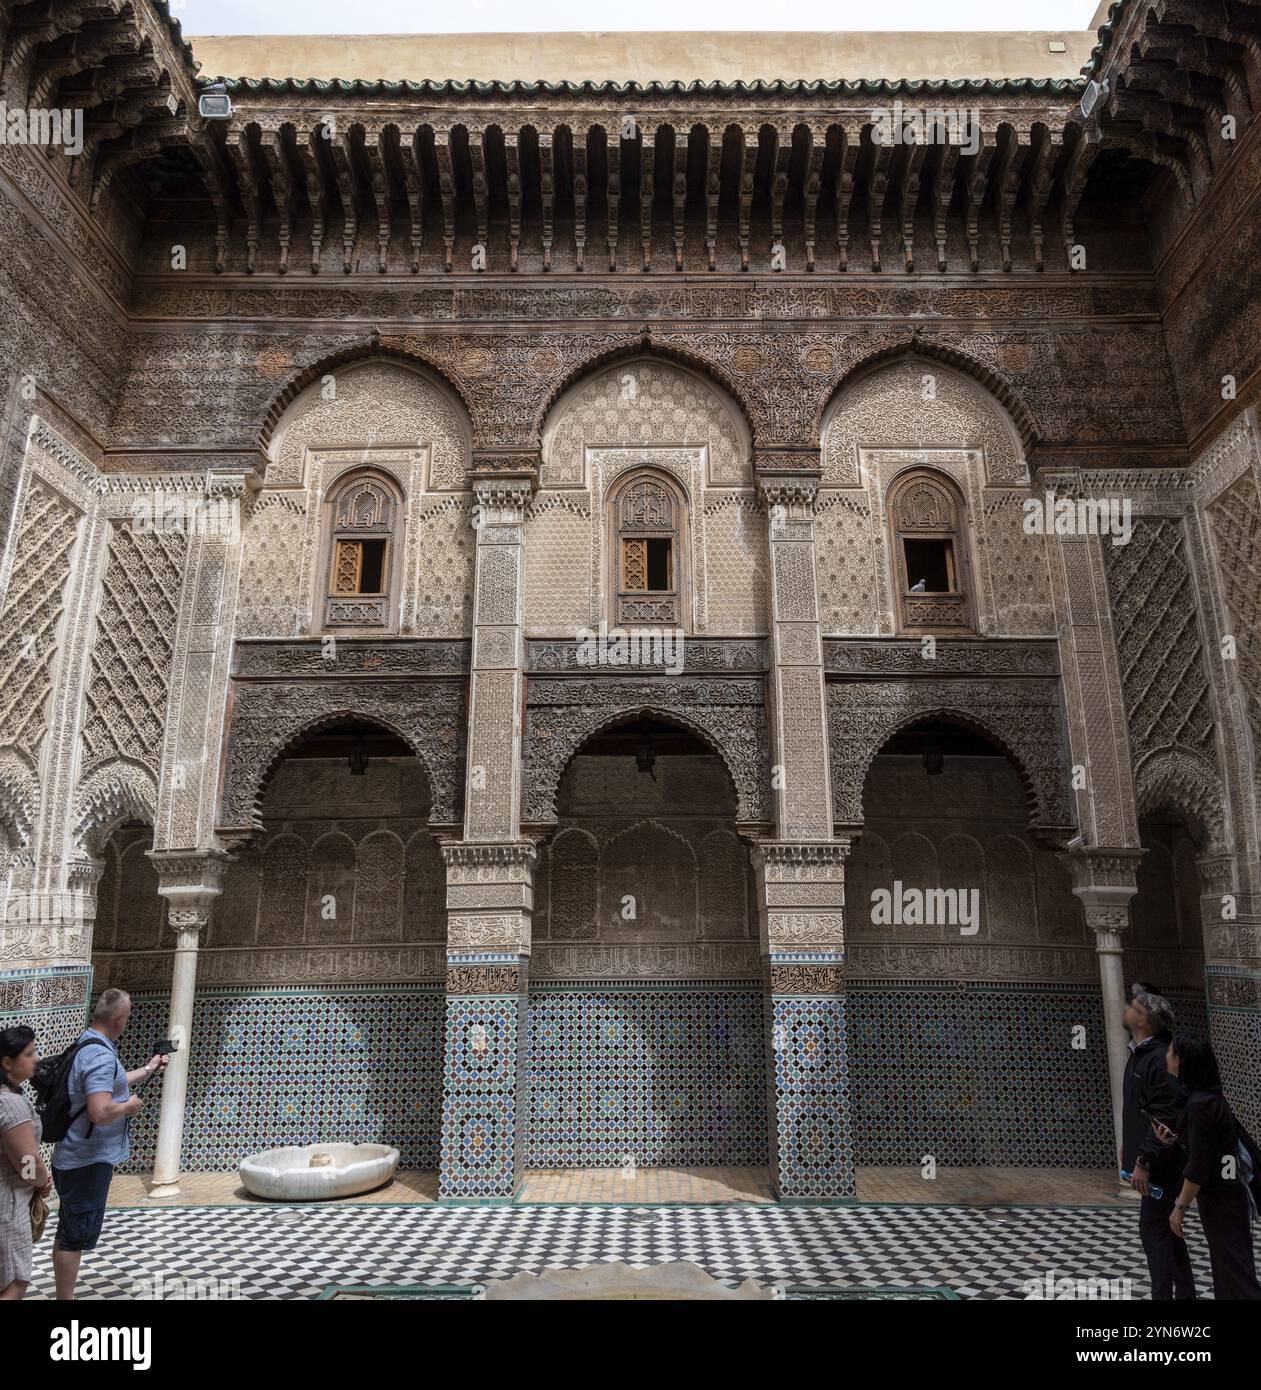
[1,37,1259,1183]
[846,751,1111,1167]
[525,750,765,1168]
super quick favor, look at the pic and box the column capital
[147,848,231,933]
[472,474,535,520]
[1063,846,1143,948]
[440,841,537,874]
[749,838,854,873]
[758,474,820,514]
[469,446,540,480]
[206,459,264,502]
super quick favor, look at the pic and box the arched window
[322,471,403,630]
[609,471,686,628]
[886,468,974,634]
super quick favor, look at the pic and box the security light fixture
[198,83,233,120]
[1079,78,1109,120]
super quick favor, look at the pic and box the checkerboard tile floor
[26,1202,1214,1300]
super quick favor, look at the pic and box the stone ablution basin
[239,1143,400,1200]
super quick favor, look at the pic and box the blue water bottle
[1121,1170,1163,1200]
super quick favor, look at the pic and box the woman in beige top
[1,1025,51,1299]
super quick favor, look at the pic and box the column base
[146,1179,183,1200]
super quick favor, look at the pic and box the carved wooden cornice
[1080,0,1261,224]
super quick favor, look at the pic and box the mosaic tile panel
[1208,1005,1261,1140]
[442,990,525,1200]
[0,966,91,1047]
[767,992,855,1200]
[524,988,768,1170]
[119,987,445,1173]
[847,986,1113,1168]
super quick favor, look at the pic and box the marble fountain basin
[239,1143,399,1200]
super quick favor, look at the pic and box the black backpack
[31,1037,111,1143]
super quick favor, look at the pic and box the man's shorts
[51,1162,114,1252]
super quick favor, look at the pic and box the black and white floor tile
[25,1202,1215,1300]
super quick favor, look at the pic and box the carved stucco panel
[219,680,467,830]
[523,677,769,825]
[826,677,1075,837]
[823,357,1028,487]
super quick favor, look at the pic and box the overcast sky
[175,0,1104,35]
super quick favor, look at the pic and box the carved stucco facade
[2,0,1261,1195]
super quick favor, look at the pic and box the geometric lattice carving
[1102,517,1215,763]
[81,524,187,775]
[414,496,475,637]
[543,358,749,487]
[235,492,308,637]
[816,491,879,634]
[823,357,1026,486]
[0,482,78,758]
[702,494,769,635]
[523,494,593,635]
[1208,472,1261,770]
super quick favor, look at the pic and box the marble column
[439,469,536,1200]
[146,849,227,1199]
[1066,848,1143,1170]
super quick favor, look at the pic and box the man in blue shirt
[51,988,168,1300]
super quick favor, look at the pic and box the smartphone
[156,1039,180,1054]
[1141,1108,1177,1140]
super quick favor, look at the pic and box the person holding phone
[1120,984,1197,1301]
[1163,1034,1261,1299]
[50,989,169,1301]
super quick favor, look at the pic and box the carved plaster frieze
[826,677,1075,838]
[218,678,467,830]
[523,676,769,825]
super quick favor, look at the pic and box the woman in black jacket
[1163,1034,1261,1300]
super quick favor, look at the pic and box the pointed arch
[524,701,764,826]
[818,339,1040,451]
[258,343,476,456]
[537,344,756,462]
[72,758,157,859]
[1133,745,1226,852]
[829,692,1076,843]
[219,683,465,833]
